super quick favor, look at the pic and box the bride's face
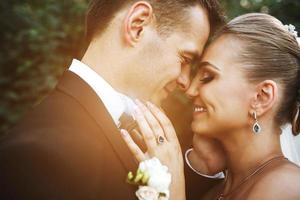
[186,35,255,137]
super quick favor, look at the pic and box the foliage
[0,0,88,134]
[0,0,299,134]
[222,0,300,27]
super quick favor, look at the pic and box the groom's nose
[177,75,190,91]
[176,65,191,91]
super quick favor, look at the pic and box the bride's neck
[220,125,282,191]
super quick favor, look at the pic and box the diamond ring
[157,135,165,144]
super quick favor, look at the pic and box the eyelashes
[200,76,214,83]
[178,51,194,66]
[198,71,214,84]
[180,56,192,65]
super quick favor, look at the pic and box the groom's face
[146,6,210,105]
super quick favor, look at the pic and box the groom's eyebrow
[198,61,220,71]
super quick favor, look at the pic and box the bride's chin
[191,122,209,135]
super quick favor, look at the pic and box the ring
[157,135,165,144]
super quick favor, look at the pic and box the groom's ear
[123,1,154,46]
[250,80,278,117]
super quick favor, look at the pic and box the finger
[135,100,165,140]
[146,101,177,141]
[133,106,157,151]
[130,128,147,152]
[120,129,146,162]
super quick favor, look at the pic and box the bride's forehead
[196,37,245,73]
[204,35,242,58]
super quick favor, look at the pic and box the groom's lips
[164,87,172,94]
[164,83,176,94]
[161,88,170,99]
[160,82,176,99]
[163,87,174,97]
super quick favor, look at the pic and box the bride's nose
[185,79,199,99]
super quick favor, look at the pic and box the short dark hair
[215,13,300,135]
[85,0,224,42]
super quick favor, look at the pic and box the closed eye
[180,56,192,65]
[200,76,214,83]
[199,71,214,84]
[179,50,196,66]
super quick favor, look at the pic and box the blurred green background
[0,0,299,135]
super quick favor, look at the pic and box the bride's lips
[193,104,207,117]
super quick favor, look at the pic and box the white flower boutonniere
[127,157,171,200]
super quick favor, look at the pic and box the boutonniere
[127,157,171,200]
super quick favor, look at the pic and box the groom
[0,0,223,199]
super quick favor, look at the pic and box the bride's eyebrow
[198,61,220,71]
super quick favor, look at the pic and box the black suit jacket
[0,71,138,199]
[0,70,219,200]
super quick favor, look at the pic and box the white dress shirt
[69,59,135,126]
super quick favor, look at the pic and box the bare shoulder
[246,160,300,200]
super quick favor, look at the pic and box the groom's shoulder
[11,85,99,131]
[0,87,106,158]
[0,89,117,199]
[0,71,135,200]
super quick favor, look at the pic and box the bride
[121,13,300,199]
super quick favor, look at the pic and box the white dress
[280,124,300,165]
[282,37,300,166]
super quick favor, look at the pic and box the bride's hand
[121,100,185,200]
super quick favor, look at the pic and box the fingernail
[133,105,138,111]
[120,129,128,137]
[146,101,154,108]
[135,99,142,105]
[135,99,147,111]
[133,105,142,115]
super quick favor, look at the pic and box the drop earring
[252,111,261,134]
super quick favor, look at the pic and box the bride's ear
[250,80,278,117]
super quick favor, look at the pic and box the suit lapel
[56,70,137,172]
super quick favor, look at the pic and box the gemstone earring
[252,111,261,134]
